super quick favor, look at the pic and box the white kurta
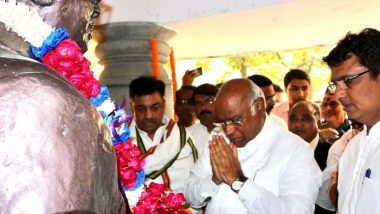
[337,122,380,214]
[186,122,211,155]
[316,130,356,211]
[129,116,196,194]
[184,117,322,214]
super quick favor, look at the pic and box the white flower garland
[0,0,53,47]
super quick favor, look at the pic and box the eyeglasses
[213,118,243,128]
[321,100,340,108]
[328,70,370,93]
[194,97,215,105]
[176,98,194,105]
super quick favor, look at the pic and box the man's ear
[255,98,265,111]
[129,100,135,115]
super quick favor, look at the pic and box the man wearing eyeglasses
[319,91,351,144]
[188,84,219,155]
[175,85,197,127]
[128,76,198,202]
[184,79,321,213]
[319,28,380,214]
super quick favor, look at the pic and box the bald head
[214,79,266,147]
[217,79,265,112]
[288,100,320,143]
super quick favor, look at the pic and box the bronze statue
[0,0,127,212]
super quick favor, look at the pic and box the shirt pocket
[253,170,280,196]
[355,177,380,214]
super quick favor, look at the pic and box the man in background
[272,69,311,123]
[175,85,197,127]
[248,74,276,114]
[288,101,331,171]
[128,76,197,196]
[189,84,219,153]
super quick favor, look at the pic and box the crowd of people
[1,1,380,214]
[131,29,379,214]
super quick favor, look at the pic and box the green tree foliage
[168,45,332,101]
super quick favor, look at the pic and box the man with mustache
[190,83,219,154]
[319,28,380,214]
[128,76,197,196]
[175,85,197,127]
[288,101,331,171]
[272,69,311,123]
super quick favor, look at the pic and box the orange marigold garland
[170,47,177,109]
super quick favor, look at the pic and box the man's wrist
[230,175,248,193]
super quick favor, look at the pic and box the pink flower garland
[40,35,189,213]
[114,139,145,189]
[134,183,191,214]
[42,39,101,98]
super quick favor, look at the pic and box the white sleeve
[238,146,322,214]
[184,144,219,208]
[315,131,354,211]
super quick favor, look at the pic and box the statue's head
[17,0,101,51]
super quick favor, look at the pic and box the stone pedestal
[93,22,177,116]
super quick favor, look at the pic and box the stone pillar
[93,22,177,116]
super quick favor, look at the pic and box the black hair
[176,85,196,98]
[273,84,284,93]
[247,74,273,88]
[283,69,310,89]
[193,83,218,97]
[31,0,55,6]
[323,28,380,79]
[129,76,165,99]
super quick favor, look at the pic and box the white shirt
[316,130,357,211]
[129,116,196,194]
[184,117,322,214]
[186,122,210,155]
[337,122,380,214]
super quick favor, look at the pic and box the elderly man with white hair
[184,78,321,214]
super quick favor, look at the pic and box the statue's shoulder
[0,55,55,78]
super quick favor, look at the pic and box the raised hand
[209,135,243,186]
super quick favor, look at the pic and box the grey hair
[247,80,265,115]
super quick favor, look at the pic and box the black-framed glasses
[328,70,370,93]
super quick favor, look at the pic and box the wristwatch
[231,175,248,192]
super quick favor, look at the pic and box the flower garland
[134,182,191,214]
[0,0,145,195]
[0,1,189,213]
